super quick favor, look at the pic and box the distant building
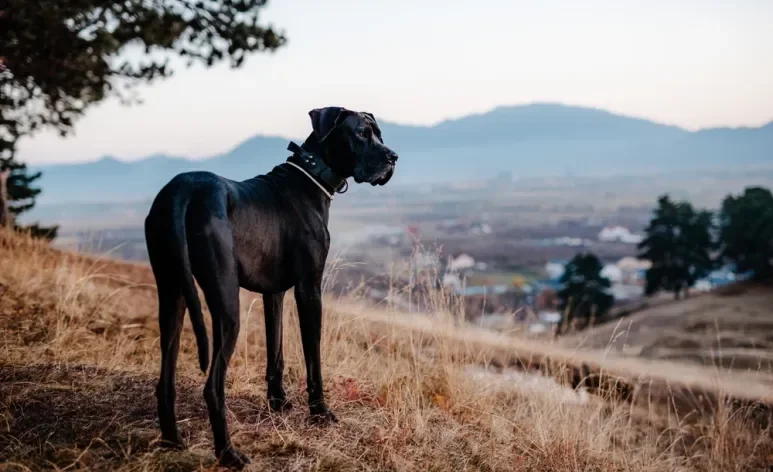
[693,280,713,292]
[537,237,588,247]
[610,283,644,301]
[471,223,493,235]
[544,260,566,280]
[538,311,562,324]
[615,256,651,271]
[598,226,644,244]
[437,219,492,236]
[448,253,476,272]
[614,257,651,284]
[460,285,510,296]
[695,265,741,289]
[601,264,623,283]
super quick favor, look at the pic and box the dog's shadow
[0,364,224,471]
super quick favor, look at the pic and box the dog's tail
[175,202,210,373]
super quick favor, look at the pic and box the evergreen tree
[638,195,714,299]
[0,0,286,236]
[556,252,614,334]
[682,207,715,287]
[718,187,773,281]
[0,153,57,239]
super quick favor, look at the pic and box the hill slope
[1,228,773,471]
[563,283,773,372]
[31,103,773,204]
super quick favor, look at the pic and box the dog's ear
[308,107,353,143]
[362,112,383,141]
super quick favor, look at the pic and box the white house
[610,283,644,301]
[693,279,713,292]
[545,261,566,279]
[538,311,562,324]
[616,256,651,271]
[448,254,476,272]
[470,223,493,235]
[601,264,623,283]
[598,226,644,244]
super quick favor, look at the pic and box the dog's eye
[359,128,370,139]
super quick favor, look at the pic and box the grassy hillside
[563,284,773,372]
[1,228,772,471]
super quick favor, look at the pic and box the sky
[16,0,773,164]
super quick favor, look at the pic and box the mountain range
[31,103,773,205]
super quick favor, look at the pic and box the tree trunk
[673,289,680,301]
[0,169,10,229]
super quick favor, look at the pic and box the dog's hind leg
[155,284,187,449]
[147,216,188,450]
[264,291,291,411]
[190,218,251,468]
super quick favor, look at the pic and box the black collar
[286,142,348,196]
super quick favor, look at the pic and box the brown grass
[563,283,773,374]
[1,228,772,471]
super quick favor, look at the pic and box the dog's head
[307,106,397,186]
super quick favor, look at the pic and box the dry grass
[1,228,772,471]
[563,284,773,373]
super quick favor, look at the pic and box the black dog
[144,107,398,468]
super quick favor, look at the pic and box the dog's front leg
[264,291,291,411]
[294,279,338,424]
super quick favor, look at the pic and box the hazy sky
[17,0,773,164]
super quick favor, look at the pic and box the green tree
[718,186,773,281]
[638,195,714,299]
[0,156,58,239]
[0,0,285,236]
[682,207,715,285]
[556,252,614,335]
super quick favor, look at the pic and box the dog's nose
[386,150,398,164]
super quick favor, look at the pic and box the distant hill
[32,135,290,204]
[31,103,773,204]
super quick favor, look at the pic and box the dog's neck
[285,139,347,200]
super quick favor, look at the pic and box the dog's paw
[308,408,338,426]
[217,445,251,470]
[159,432,187,450]
[268,395,293,412]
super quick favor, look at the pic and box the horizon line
[33,101,773,168]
